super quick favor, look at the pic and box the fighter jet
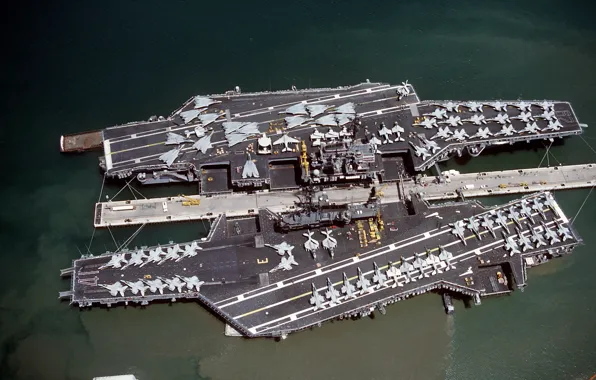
[122,249,148,269]
[356,267,373,294]
[273,133,300,152]
[396,80,411,99]
[198,113,220,128]
[493,210,510,233]
[177,275,205,292]
[439,101,460,113]
[439,115,463,127]
[425,249,443,275]
[519,200,535,224]
[98,281,128,297]
[530,225,547,248]
[315,114,338,127]
[554,220,573,241]
[99,253,129,270]
[521,122,541,134]
[431,126,452,140]
[177,241,202,262]
[543,119,563,131]
[495,124,518,137]
[303,230,319,257]
[193,96,220,109]
[140,246,164,267]
[372,262,388,288]
[445,129,470,142]
[466,114,487,125]
[399,257,416,282]
[270,254,299,272]
[515,101,532,112]
[531,198,547,220]
[414,117,438,129]
[512,112,534,123]
[491,113,510,125]
[341,272,357,299]
[283,103,308,115]
[465,101,483,112]
[489,101,508,112]
[369,136,382,152]
[425,108,448,119]
[481,214,497,238]
[541,221,561,245]
[158,147,182,167]
[503,233,520,256]
[325,278,341,306]
[192,133,213,154]
[412,254,428,279]
[516,227,534,251]
[144,278,168,294]
[242,153,260,179]
[538,101,554,111]
[391,121,405,141]
[122,280,149,297]
[472,127,493,139]
[466,217,482,240]
[165,132,193,145]
[266,241,295,256]
[409,142,431,160]
[508,206,522,229]
[438,246,455,270]
[180,109,200,124]
[334,102,356,114]
[417,134,440,154]
[159,244,182,265]
[450,220,467,245]
[309,283,325,311]
[538,109,556,121]
[386,263,403,288]
[285,115,312,129]
[542,196,557,212]
[306,104,331,117]
[321,229,337,258]
[378,123,393,144]
[160,276,186,293]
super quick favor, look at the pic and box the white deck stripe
[103,140,113,170]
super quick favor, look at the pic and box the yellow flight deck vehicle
[499,184,508,189]
[179,194,201,206]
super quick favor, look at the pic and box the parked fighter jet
[306,104,331,117]
[141,246,164,267]
[466,217,482,240]
[481,214,497,238]
[273,133,300,152]
[542,196,556,212]
[472,127,493,139]
[466,114,487,125]
[439,115,463,127]
[122,249,148,269]
[515,101,532,112]
[144,278,168,294]
[160,276,186,293]
[99,253,128,270]
[531,198,547,220]
[503,233,521,256]
[495,124,518,136]
[554,220,573,241]
[541,221,561,245]
[445,129,470,142]
[538,101,554,111]
[493,210,510,233]
[159,244,182,265]
[369,136,382,152]
[440,101,460,112]
[177,241,202,262]
[450,220,467,245]
[122,280,149,297]
[491,113,510,125]
[392,121,405,141]
[324,278,340,306]
[425,108,448,119]
[98,281,128,297]
[414,117,438,129]
[512,112,534,123]
[412,254,428,279]
[177,275,205,292]
[165,132,193,145]
[489,101,508,112]
[372,262,388,288]
[516,227,534,251]
[466,101,483,112]
[543,119,563,131]
[356,267,372,293]
[266,241,295,256]
[409,141,431,160]
[270,254,299,272]
[386,263,403,288]
[438,246,455,270]
[309,283,326,311]
[399,256,416,282]
[530,225,547,248]
[425,249,443,275]
[519,200,535,224]
[417,134,440,153]
[521,122,541,134]
[508,206,522,228]
[341,272,357,299]
[378,123,393,144]
[431,126,452,140]
[192,133,213,154]
[538,110,556,121]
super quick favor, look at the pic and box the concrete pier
[93,163,596,228]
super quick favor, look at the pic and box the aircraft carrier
[59,80,588,338]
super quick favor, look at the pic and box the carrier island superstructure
[59,81,590,338]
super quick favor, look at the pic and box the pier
[94,163,596,228]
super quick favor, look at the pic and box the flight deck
[61,191,582,338]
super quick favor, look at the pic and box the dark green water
[2,1,595,379]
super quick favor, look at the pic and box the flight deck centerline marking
[232,211,557,320]
[215,193,548,307]
[250,219,562,332]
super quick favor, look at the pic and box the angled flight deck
[60,191,581,338]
